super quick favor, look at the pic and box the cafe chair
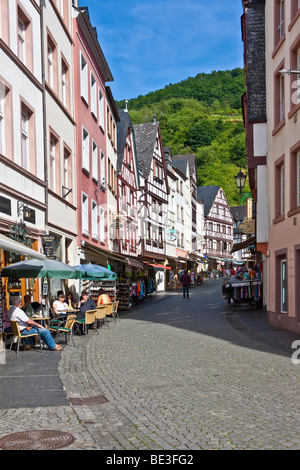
[95,305,109,331]
[49,315,77,347]
[104,302,114,321]
[9,320,42,355]
[75,309,97,336]
[112,301,120,322]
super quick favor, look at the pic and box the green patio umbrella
[1,258,82,279]
[72,264,117,280]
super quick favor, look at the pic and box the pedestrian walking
[180,270,191,299]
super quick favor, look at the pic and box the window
[280,259,287,312]
[18,17,25,63]
[48,43,53,88]
[274,0,285,47]
[92,140,98,180]
[63,148,72,201]
[91,73,97,118]
[61,64,66,105]
[82,193,89,235]
[82,127,89,172]
[99,206,105,243]
[100,150,105,185]
[92,200,98,239]
[274,68,285,128]
[50,135,58,192]
[17,8,33,72]
[21,109,29,171]
[63,151,68,188]
[291,0,300,20]
[99,88,104,130]
[57,0,64,18]
[278,0,284,38]
[0,0,9,45]
[274,157,285,219]
[47,35,57,92]
[80,52,88,104]
[289,146,300,213]
[279,74,284,122]
[280,164,285,214]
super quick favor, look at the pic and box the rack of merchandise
[116,281,131,310]
[89,280,116,304]
[225,279,262,310]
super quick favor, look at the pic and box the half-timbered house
[133,121,170,290]
[116,110,140,259]
[197,185,234,269]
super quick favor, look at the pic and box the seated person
[52,293,69,316]
[66,291,76,309]
[8,296,61,351]
[75,291,97,334]
[77,291,97,319]
[97,289,111,305]
[22,295,41,315]
[3,306,12,333]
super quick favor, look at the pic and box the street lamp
[279,69,300,75]
[234,168,247,195]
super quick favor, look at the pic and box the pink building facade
[73,6,113,266]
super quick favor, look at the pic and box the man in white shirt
[8,297,62,351]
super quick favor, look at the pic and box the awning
[0,234,46,260]
[207,255,233,262]
[127,258,144,269]
[231,236,256,254]
[147,263,171,270]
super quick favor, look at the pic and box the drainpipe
[40,1,48,235]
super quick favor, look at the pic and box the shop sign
[166,229,178,242]
[239,219,255,234]
[42,235,56,259]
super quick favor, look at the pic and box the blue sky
[84,0,244,102]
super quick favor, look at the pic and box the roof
[133,122,160,177]
[106,86,120,122]
[77,7,113,82]
[116,110,135,174]
[197,185,220,217]
[173,154,196,178]
[172,159,188,178]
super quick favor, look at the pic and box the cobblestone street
[1,279,300,451]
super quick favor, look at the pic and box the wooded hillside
[116,68,248,206]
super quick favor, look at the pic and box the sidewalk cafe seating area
[0,260,120,354]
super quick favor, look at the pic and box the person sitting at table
[22,295,41,316]
[66,291,76,309]
[97,289,111,305]
[3,305,12,334]
[8,296,62,351]
[75,291,97,335]
[52,293,69,317]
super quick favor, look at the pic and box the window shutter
[80,53,89,104]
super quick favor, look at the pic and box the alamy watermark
[0,337,6,365]
[291,340,300,365]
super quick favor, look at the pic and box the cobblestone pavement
[1,279,300,451]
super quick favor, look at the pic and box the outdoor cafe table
[31,315,51,328]
[51,309,80,319]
